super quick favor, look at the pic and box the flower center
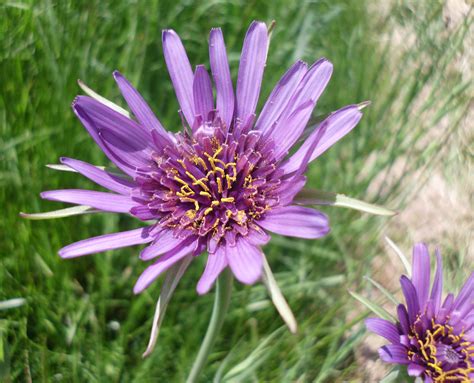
[408,318,474,382]
[141,128,281,245]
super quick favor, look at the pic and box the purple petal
[60,157,135,195]
[246,224,271,246]
[443,293,455,309]
[226,237,263,284]
[453,272,474,312]
[209,28,234,129]
[140,229,185,261]
[276,176,307,206]
[282,105,363,174]
[273,100,315,159]
[378,344,409,364]
[193,65,214,122]
[59,226,154,258]
[74,96,151,149]
[196,246,228,295]
[411,243,431,310]
[430,248,443,313]
[255,60,307,135]
[133,239,197,294]
[365,318,400,344]
[41,189,136,213]
[257,206,330,239]
[269,58,333,158]
[290,121,328,180]
[400,275,420,323]
[73,97,152,176]
[236,21,268,122]
[397,304,410,334]
[162,29,195,127]
[407,363,425,376]
[113,71,171,149]
[288,58,333,110]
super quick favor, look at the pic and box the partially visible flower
[366,243,474,382]
[32,21,367,295]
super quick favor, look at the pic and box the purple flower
[38,21,364,295]
[366,243,474,382]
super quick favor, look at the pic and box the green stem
[186,268,233,383]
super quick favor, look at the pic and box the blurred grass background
[1,0,472,382]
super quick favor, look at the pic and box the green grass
[1,0,471,382]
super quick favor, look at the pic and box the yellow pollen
[181,197,199,211]
[204,207,213,215]
[226,175,233,189]
[221,197,234,203]
[216,178,223,193]
[174,176,189,186]
[185,171,199,183]
[177,159,187,169]
[196,157,208,170]
[211,200,220,207]
[214,166,225,176]
[185,210,196,219]
[236,210,246,223]
[199,191,211,198]
[193,178,210,192]
[176,184,194,197]
[428,363,443,373]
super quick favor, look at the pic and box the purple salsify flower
[39,21,364,295]
[366,244,474,382]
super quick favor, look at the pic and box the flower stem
[186,268,233,383]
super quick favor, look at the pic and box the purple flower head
[366,244,474,382]
[38,21,364,295]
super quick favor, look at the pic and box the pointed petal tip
[112,70,123,79]
[357,100,371,110]
[196,284,210,295]
[133,285,142,295]
[162,29,178,41]
[210,27,222,34]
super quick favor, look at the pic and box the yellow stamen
[199,191,211,198]
[221,197,234,203]
[226,175,233,188]
[193,178,210,192]
[174,176,189,186]
[214,166,225,176]
[216,177,223,193]
[181,197,199,211]
[185,210,196,219]
[196,157,208,170]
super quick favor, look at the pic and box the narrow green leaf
[349,291,396,321]
[0,298,26,310]
[222,328,284,382]
[380,369,400,383]
[46,163,79,172]
[142,256,192,358]
[385,236,411,276]
[364,276,399,305]
[20,205,98,220]
[297,189,397,216]
[77,79,130,117]
[46,164,127,179]
[261,256,297,333]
